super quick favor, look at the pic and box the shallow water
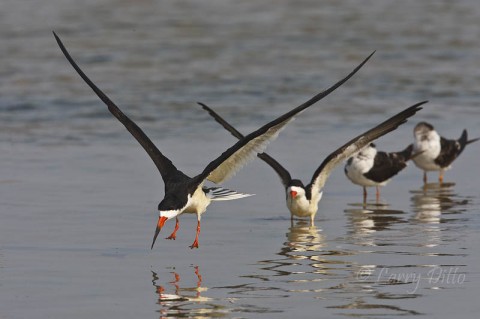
[1,1,480,318]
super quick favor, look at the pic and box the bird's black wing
[54,31,186,184]
[307,101,427,198]
[434,134,464,168]
[363,151,408,183]
[192,51,375,188]
[201,103,292,187]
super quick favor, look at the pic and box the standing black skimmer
[54,31,373,248]
[201,101,426,225]
[411,122,479,183]
[344,143,421,202]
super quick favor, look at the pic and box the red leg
[170,272,180,295]
[166,218,179,240]
[439,171,444,184]
[190,221,201,249]
[376,186,380,202]
[195,266,202,297]
[423,171,427,184]
[363,186,367,203]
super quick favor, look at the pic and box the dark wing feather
[307,101,427,198]
[363,151,408,183]
[192,51,375,188]
[54,31,186,184]
[201,104,292,187]
[434,134,464,168]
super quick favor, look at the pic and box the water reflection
[152,266,280,318]
[152,266,226,318]
[410,182,470,249]
[257,220,331,281]
[346,205,406,232]
[411,182,469,223]
[344,202,406,247]
[152,266,207,303]
[241,220,348,294]
[241,218,422,316]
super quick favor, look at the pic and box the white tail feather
[205,187,254,201]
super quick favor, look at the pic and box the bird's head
[414,122,436,142]
[287,180,306,200]
[151,198,183,249]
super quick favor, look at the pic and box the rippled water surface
[1,1,480,318]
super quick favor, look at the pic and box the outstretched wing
[201,103,292,188]
[54,31,186,184]
[307,101,427,197]
[192,51,375,187]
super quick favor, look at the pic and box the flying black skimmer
[411,121,479,184]
[54,31,373,248]
[201,101,426,225]
[344,143,422,202]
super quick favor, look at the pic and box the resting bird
[201,102,426,225]
[411,122,479,184]
[344,143,421,202]
[54,31,373,248]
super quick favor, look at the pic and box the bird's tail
[205,187,254,201]
[467,138,480,145]
[394,144,421,162]
[459,129,479,150]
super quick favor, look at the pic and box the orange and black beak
[151,216,168,249]
[290,190,298,198]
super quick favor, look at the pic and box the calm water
[1,1,480,318]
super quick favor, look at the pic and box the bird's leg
[190,220,201,249]
[195,266,202,285]
[310,215,315,227]
[423,171,427,184]
[363,187,367,204]
[194,266,202,298]
[170,272,180,284]
[170,272,180,295]
[376,186,380,202]
[439,171,444,184]
[166,217,179,240]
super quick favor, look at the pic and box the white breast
[183,187,212,216]
[412,131,442,171]
[286,191,322,217]
[345,155,379,186]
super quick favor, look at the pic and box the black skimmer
[344,143,421,202]
[54,31,373,248]
[411,122,479,184]
[201,101,426,225]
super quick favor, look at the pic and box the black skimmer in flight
[411,122,479,184]
[201,101,426,225]
[344,143,422,202]
[54,31,373,248]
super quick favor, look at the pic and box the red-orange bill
[151,216,167,249]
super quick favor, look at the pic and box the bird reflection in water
[250,220,343,289]
[345,201,406,244]
[411,182,469,223]
[284,219,326,254]
[410,182,470,248]
[279,220,329,276]
[152,266,227,319]
[152,266,206,303]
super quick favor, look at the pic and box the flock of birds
[53,32,478,249]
